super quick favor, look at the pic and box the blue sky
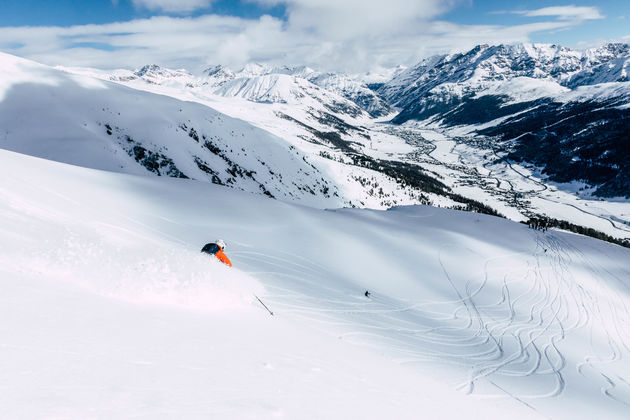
[0,1,628,72]
[0,0,286,26]
[442,1,629,46]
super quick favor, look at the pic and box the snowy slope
[48,53,465,210]
[6,52,447,210]
[3,149,630,419]
[567,55,630,87]
[210,63,393,117]
[77,61,390,118]
[306,71,393,117]
[8,50,630,241]
[1,52,346,208]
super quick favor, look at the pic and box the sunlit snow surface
[2,149,630,419]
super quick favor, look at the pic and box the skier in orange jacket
[201,239,232,267]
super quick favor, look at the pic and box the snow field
[1,149,545,419]
[43,149,627,418]
[0,156,262,314]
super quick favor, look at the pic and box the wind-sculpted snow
[3,149,630,418]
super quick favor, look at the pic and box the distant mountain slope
[0,52,343,207]
[212,72,366,117]
[567,55,630,87]
[478,96,630,198]
[4,52,474,211]
[381,43,630,198]
[305,71,393,117]
[102,61,393,118]
[382,43,630,122]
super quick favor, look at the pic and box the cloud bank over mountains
[0,2,612,72]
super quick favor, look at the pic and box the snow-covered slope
[1,52,346,207]
[3,148,630,419]
[211,72,366,118]
[211,63,393,117]
[567,55,630,87]
[382,42,630,118]
[32,52,485,211]
[6,52,458,210]
[306,71,393,117]
[382,43,630,107]
[48,49,630,234]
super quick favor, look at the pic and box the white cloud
[131,0,213,13]
[0,2,617,74]
[257,0,462,38]
[513,5,604,21]
[576,34,630,50]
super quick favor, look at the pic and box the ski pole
[254,294,274,316]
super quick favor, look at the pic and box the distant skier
[201,239,232,267]
[364,290,371,298]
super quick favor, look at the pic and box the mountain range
[380,43,630,198]
[93,42,630,200]
[3,41,630,243]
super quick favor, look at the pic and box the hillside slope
[0,52,340,207]
[2,52,442,210]
[2,149,630,419]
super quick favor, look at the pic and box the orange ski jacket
[215,249,232,267]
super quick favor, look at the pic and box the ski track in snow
[232,233,630,414]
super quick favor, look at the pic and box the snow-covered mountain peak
[134,64,191,79]
[585,42,630,63]
[378,41,630,201]
[202,64,235,79]
[197,63,391,116]
[381,41,630,109]
[305,71,393,117]
[214,73,310,104]
[269,65,317,79]
[237,62,273,77]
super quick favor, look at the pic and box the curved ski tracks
[233,232,630,417]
